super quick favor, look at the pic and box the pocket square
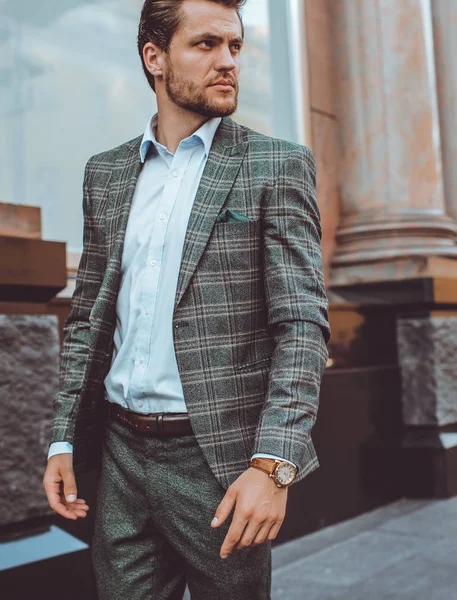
[216,208,254,223]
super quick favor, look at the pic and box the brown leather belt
[109,403,193,437]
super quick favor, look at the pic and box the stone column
[304,0,341,281]
[431,0,457,223]
[329,0,457,287]
[325,0,457,499]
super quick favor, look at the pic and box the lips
[210,80,235,88]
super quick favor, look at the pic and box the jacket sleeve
[252,147,330,483]
[48,156,104,447]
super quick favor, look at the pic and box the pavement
[270,496,457,599]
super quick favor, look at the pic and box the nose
[215,44,237,73]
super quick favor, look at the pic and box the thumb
[211,486,237,528]
[62,467,77,503]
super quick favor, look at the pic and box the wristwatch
[250,457,297,487]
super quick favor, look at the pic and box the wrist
[248,466,287,493]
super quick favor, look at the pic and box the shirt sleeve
[251,453,297,468]
[47,442,74,460]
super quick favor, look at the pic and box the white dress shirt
[48,114,295,469]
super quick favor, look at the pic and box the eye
[199,40,215,49]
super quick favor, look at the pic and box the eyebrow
[190,32,244,44]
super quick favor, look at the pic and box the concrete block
[0,314,59,526]
[397,316,457,425]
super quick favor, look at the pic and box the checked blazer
[49,116,331,490]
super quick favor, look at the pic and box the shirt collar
[139,113,222,163]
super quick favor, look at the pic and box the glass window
[0,0,308,252]
[236,0,273,135]
[1,1,154,250]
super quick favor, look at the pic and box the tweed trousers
[91,413,272,600]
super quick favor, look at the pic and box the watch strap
[250,457,278,476]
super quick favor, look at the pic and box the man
[43,0,330,598]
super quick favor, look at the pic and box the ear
[143,42,165,80]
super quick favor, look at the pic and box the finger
[250,522,273,547]
[70,505,89,512]
[211,487,237,528]
[45,479,78,520]
[62,495,89,517]
[65,502,88,516]
[266,518,284,542]
[220,506,249,558]
[67,503,89,512]
[234,518,266,551]
[49,492,78,519]
[70,499,89,508]
[61,467,78,503]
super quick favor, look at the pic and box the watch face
[275,462,296,486]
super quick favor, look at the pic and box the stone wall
[0,314,60,526]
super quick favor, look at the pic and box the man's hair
[137,0,246,92]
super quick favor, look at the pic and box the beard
[163,57,238,118]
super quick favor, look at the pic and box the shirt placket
[129,143,195,410]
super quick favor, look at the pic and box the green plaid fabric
[49,116,330,489]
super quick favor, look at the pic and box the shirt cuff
[47,442,74,460]
[251,453,297,469]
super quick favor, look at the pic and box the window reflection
[0,0,274,250]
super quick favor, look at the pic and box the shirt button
[138,356,144,364]
[144,309,150,315]
[159,213,166,220]
[138,401,144,408]
[172,170,179,178]
[149,259,157,266]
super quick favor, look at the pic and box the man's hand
[211,467,288,559]
[43,454,89,520]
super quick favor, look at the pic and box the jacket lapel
[106,137,143,266]
[173,116,248,311]
[104,117,248,316]
[100,136,143,323]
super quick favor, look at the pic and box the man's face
[161,0,243,117]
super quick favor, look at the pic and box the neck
[154,99,210,154]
